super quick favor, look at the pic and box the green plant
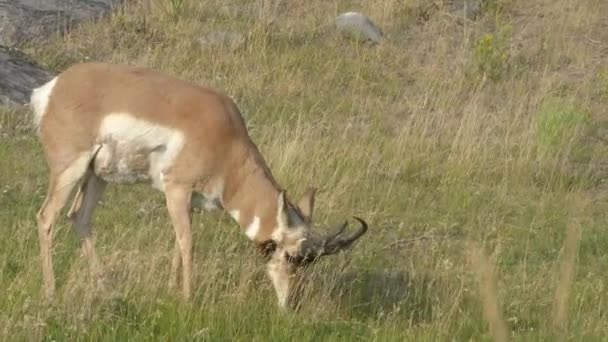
[472,25,511,82]
[167,0,186,19]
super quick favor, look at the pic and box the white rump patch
[98,113,185,190]
[30,77,58,134]
[245,216,261,240]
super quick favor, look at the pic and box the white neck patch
[245,216,261,240]
[229,209,260,241]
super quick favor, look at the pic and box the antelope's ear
[276,190,289,229]
[296,187,317,224]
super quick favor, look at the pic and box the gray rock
[449,0,482,21]
[0,0,124,47]
[0,45,54,107]
[198,31,246,52]
[219,3,259,18]
[219,0,287,20]
[335,12,383,44]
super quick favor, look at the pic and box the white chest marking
[245,216,261,240]
[97,113,185,190]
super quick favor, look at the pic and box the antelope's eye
[285,253,303,265]
[285,252,294,262]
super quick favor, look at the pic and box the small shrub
[472,25,511,82]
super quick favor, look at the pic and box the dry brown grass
[552,197,587,339]
[0,0,606,340]
[468,242,510,342]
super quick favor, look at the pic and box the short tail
[30,77,58,134]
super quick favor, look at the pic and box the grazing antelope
[30,62,368,308]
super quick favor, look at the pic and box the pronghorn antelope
[30,62,368,308]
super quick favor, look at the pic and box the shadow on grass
[329,269,435,323]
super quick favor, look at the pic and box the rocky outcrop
[0,46,54,107]
[0,0,123,46]
[0,0,123,108]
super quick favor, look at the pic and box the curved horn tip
[352,216,368,228]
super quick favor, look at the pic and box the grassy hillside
[1,0,607,340]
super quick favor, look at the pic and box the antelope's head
[266,187,368,308]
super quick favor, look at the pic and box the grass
[1,0,607,340]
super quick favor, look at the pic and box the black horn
[323,221,348,244]
[287,217,369,267]
[318,216,368,256]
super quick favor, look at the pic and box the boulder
[0,46,54,107]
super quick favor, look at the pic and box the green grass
[1,0,608,340]
[534,97,589,158]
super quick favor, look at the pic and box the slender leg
[37,154,92,299]
[70,171,107,286]
[164,183,193,299]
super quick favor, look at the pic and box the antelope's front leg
[164,183,193,300]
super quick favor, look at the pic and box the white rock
[335,12,383,44]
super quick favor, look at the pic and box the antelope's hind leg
[37,153,95,300]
